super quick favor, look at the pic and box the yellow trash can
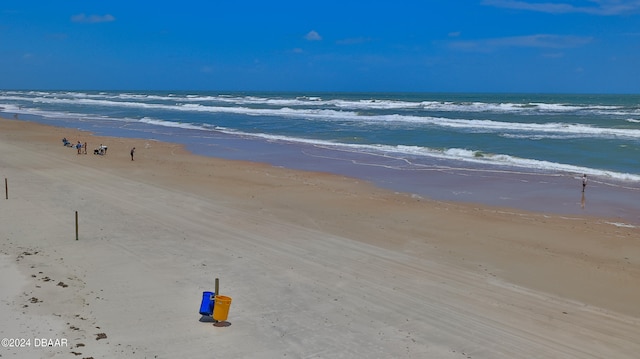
[212,295,232,321]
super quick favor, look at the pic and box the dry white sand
[1,118,639,358]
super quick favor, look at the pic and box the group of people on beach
[62,137,135,160]
[76,141,87,154]
[62,138,88,154]
[62,138,102,155]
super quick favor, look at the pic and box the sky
[1,0,639,93]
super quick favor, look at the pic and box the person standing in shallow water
[582,174,588,192]
[130,147,135,161]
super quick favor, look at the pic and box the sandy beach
[1,117,639,358]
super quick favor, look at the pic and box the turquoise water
[2,90,639,223]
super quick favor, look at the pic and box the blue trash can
[199,291,215,316]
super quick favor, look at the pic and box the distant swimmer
[582,174,588,192]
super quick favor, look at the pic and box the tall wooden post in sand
[75,211,79,241]
[214,278,220,323]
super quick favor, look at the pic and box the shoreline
[6,111,640,226]
[1,117,639,358]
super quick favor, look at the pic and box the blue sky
[1,0,639,93]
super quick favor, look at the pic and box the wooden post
[214,277,219,322]
[75,211,79,241]
[4,178,7,199]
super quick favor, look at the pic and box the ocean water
[1,90,639,224]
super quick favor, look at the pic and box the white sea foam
[2,90,628,115]
[500,133,588,140]
[8,93,640,140]
[605,222,637,228]
[2,90,640,184]
[138,118,208,130]
[117,116,640,183]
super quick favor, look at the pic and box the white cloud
[482,0,640,15]
[71,13,116,23]
[449,34,593,51]
[336,37,372,45]
[542,52,565,58]
[305,30,322,41]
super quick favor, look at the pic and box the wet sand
[15,111,640,225]
[1,117,639,358]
